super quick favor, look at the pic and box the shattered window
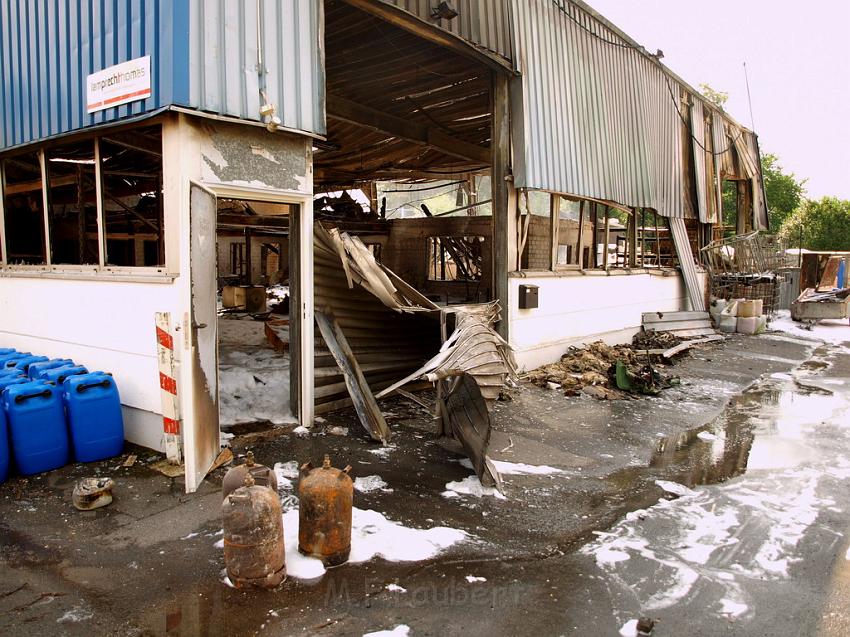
[2,152,47,264]
[520,191,552,270]
[427,236,484,281]
[45,139,99,265]
[229,243,245,278]
[555,197,588,267]
[99,125,164,267]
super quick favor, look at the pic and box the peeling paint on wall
[199,121,310,194]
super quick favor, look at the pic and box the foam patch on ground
[363,625,410,637]
[218,344,296,426]
[277,507,468,581]
[491,460,563,475]
[442,475,506,499]
[585,465,841,614]
[354,475,391,493]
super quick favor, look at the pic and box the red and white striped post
[155,312,182,464]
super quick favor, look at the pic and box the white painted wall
[0,276,182,450]
[0,114,316,465]
[509,270,705,371]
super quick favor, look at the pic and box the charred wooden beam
[339,0,514,73]
[327,96,490,165]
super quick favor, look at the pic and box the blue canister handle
[14,388,52,404]
[75,379,111,393]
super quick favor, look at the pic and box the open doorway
[215,198,297,434]
[316,0,498,304]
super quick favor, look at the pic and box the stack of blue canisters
[0,349,125,483]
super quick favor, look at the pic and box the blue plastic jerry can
[0,366,25,377]
[0,405,9,483]
[0,348,16,356]
[0,351,31,369]
[62,373,125,462]
[28,359,75,380]
[0,375,28,395]
[3,382,69,475]
[12,355,49,374]
[36,365,89,384]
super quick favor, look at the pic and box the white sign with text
[86,55,151,114]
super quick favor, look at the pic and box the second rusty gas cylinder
[222,451,278,499]
[298,454,353,566]
[222,473,286,588]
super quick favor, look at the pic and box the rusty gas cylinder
[222,451,278,500]
[298,454,353,566]
[222,473,286,588]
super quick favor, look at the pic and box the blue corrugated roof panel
[0,0,325,151]
[0,0,187,150]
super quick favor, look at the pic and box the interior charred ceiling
[317,0,494,190]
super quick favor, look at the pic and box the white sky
[588,0,850,200]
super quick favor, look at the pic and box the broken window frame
[0,119,168,277]
[426,235,485,283]
[44,137,101,266]
[0,150,50,266]
[516,190,680,274]
[551,195,589,272]
[99,126,165,268]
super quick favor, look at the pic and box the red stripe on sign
[163,417,180,435]
[156,326,174,350]
[159,372,177,395]
[103,88,151,106]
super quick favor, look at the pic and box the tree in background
[720,153,805,233]
[699,84,806,234]
[779,197,850,251]
[699,83,729,108]
[761,154,806,232]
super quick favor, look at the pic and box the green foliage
[779,197,850,251]
[719,153,806,234]
[721,180,737,231]
[699,83,729,108]
[761,154,806,232]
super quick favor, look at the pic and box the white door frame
[202,183,315,427]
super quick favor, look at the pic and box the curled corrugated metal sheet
[712,110,727,217]
[510,0,685,218]
[690,99,708,223]
[746,132,769,230]
[188,0,325,136]
[384,0,514,62]
[669,217,705,311]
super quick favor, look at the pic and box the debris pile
[796,287,850,303]
[791,287,850,322]
[524,336,681,399]
[632,330,682,351]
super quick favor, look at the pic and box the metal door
[184,182,220,492]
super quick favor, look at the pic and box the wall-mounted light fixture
[259,90,281,132]
[431,1,458,20]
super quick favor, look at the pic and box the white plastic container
[719,315,737,333]
[736,316,760,334]
[737,299,763,318]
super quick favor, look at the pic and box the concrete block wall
[523,215,551,270]
[216,236,287,285]
[522,216,594,269]
[382,216,493,301]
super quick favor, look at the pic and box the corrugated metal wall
[385,0,514,63]
[0,0,186,150]
[188,0,324,136]
[0,0,323,151]
[510,0,685,217]
[690,99,708,223]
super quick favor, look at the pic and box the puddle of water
[610,357,849,492]
[585,350,850,628]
